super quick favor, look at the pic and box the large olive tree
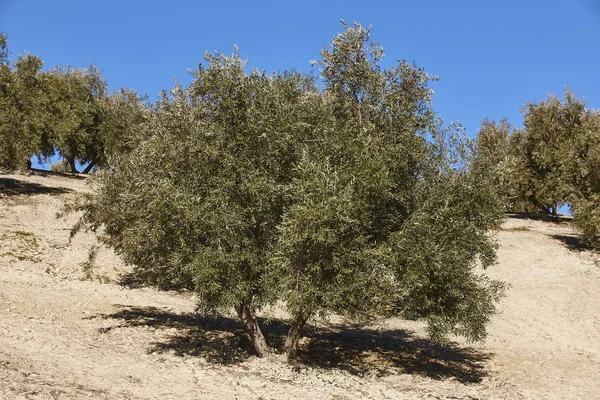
[73,23,506,360]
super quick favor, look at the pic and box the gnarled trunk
[235,297,271,358]
[284,313,309,360]
[67,156,78,174]
[82,159,96,174]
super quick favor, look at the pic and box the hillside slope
[1,172,599,399]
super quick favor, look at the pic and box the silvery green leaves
[75,22,506,359]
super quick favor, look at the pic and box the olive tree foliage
[42,66,147,173]
[475,88,600,248]
[273,22,505,356]
[71,22,506,359]
[0,33,7,63]
[472,119,516,209]
[40,65,107,172]
[0,33,47,170]
[93,87,148,169]
[72,50,320,357]
[395,125,506,342]
[471,118,542,213]
[521,92,600,246]
[571,110,600,248]
[0,33,146,173]
[519,88,589,215]
[475,88,593,215]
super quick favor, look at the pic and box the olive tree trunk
[284,313,309,360]
[235,297,271,358]
[82,159,96,174]
[67,156,79,174]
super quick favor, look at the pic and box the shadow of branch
[551,234,590,252]
[0,177,73,196]
[96,305,491,383]
[507,212,571,224]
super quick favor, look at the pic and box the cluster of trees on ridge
[473,88,600,248]
[1,23,598,359]
[0,32,146,173]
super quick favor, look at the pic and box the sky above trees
[1,0,599,140]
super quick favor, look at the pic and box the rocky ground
[1,171,599,399]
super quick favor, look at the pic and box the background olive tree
[41,66,147,173]
[72,22,506,360]
[0,33,146,173]
[475,88,600,248]
[571,109,600,248]
[472,118,518,210]
[0,33,47,170]
[520,88,589,215]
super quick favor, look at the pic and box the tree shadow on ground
[298,324,489,382]
[550,234,590,252]
[0,177,73,196]
[96,305,490,383]
[28,168,87,180]
[506,212,571,224]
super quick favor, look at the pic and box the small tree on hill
[0,33,48,170]
[81,87,147,173]
[40,66,147,173]
[41,65,107,173]
[520,88,588,215]
[475,88,600,248]
[0,34,146,173]
[476,88,595,216]
[571,109,600,248]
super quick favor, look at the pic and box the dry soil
[1,172,599,399]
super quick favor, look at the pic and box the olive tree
[40,66,147,173]
[0,33,7,63]
[475,88,594,216]
[72,23,506,360]
[520,92,600,247]
[40,65,107,173]
[571,109,600,248]
[0,33,145,173]
[0,33,47,170]
[475,89,600,248]
[520,88,588,215]
[82,87,148,173]
[472,118,517,210]
[273,22,505,357]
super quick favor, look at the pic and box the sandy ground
[1,171,599,399]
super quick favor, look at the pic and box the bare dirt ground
[1,171,599,399]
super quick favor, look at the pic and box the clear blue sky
[1,0,599,138]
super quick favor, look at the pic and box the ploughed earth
[1,172,599,399]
